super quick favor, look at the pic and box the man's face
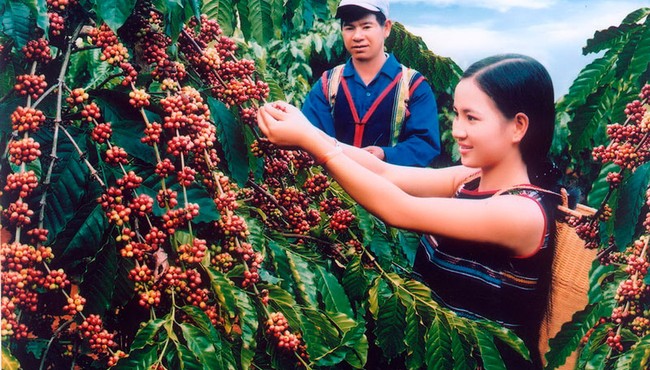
[341,14,391,62]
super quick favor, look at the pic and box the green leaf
[477,321,529,361]
[398,230,420,267]
[614,161,650,247]
[373,293,407,359]
[179,305,220,339]
[342,255,369,302]
[233,289,258,369]
[79,241,119,316]
[583,24,636,55]
[545,302,610,369]
[367,276,390,320]
[559,52,617,111]
[587,162,619,208]
[167,185,220,223]
[261,283,302,329]
[59,204,109,261]
[202,0,237,36]
[1,345,20,370]
[1,1,35,48]
[169,341,204,370]
[94,94,157,165]
[286,250,318,306]
[626,19,650,80]
[627,333,650,370]
[404,301,425,370]
[130,318,168,351]
[180,322,237,370]
[314,264,353,317]
[450,327,476,370]
[473,325,507,370]
[208,97,250,187]
[241,0,282,45]
[20,0,48,35]
[206,267,239,316]
[113,343,160,370]
[301,308,343,363]
[94,0,138,31]
[425,313,453,370]
[621,7,650,24]
[569,86,616,160]
[266,239,295,291]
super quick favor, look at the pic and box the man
[301,0,440,167]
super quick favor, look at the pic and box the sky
[389,0,648,97]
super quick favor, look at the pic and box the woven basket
[538,189,597,369]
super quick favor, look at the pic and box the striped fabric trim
[420,235,539,291]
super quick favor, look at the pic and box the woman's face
[451,78,517,169]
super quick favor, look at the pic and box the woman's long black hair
[462,54,561,191]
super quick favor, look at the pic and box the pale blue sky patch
[389,0,648,97]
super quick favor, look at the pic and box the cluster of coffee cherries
[265,312,309,365]
[592,84,649,174]
[179,15,269,108]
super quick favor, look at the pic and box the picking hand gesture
[257,101,320,149]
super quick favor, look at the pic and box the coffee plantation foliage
[0,1,649,369]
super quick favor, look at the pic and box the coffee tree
[1,1,649,369]
[0,1,525,369]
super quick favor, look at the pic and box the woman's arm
[257,102,545,256]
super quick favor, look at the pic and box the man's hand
[363,146,385,160]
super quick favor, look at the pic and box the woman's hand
[257,101,319,149]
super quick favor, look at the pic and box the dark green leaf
[59,205,109,261]
[261,283,302,329]
[169,341,204,370]
[545,302,611,369]
[206,267,239,316]
[180,323,237,370]
[614,162,650,247]
[627,20,650,80]
[627,333,650,370]
[477,321,529,361]
[94,94,157,165]
[584,24,636,55]
[559,52,617,112]
[621,7,650,24]
[474,325,507,370]
[404,301,426,370]
[202,0,237,36]
[373,293,406,359]
[451,327,476,370]
[233,289,258,369]
[342,255,369,302]
[179,305,220,340]
[167,184,220,223]
[24,338,48,360]
[130,318,168,350]
[301,308,344,363]
[1,1,35,48]
[314,264,353,317]
[113,343,159,370]
[398,230,419,267]
[242,0,282,44]
[569,86,616,161]
[95,0,138,31]
[286,250,318,306]
[79,241,118,316]
[587,162,619,208]
[426,313,453,370]
[208,97,250,187]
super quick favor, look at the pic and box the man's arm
[381,78,441,167]
[301,78,336,137]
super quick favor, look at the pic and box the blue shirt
[301,54,440,167]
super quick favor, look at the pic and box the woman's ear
[512,112,529,143]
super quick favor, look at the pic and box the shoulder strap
[322,64,345,110]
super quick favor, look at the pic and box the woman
[257,54,560,369]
